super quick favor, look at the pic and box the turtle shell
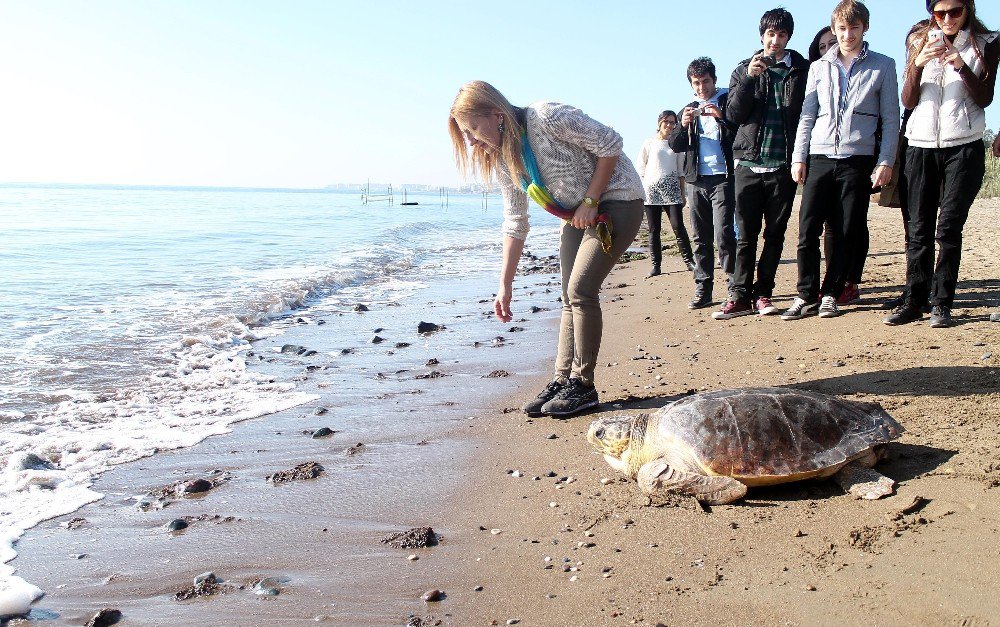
[651,388,903,481]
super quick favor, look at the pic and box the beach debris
[61,517,87,529]
[420,589,444,602]
[165,518,189,532]
[174,572,233,601]
[353,304,369,312]
[85,608,123,627]
[484,370,510,378]
[381,526,438,549]
[417,321,444,334]
[588,388,903,505]
[899,495,931,515]
[266,461,325,484]
[311,427,335,438]
[415,370,448,379]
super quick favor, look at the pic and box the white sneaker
[818,295,840,318]
[780,298,819,320]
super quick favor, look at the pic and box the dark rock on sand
[64,517,87,529]
[340,348,355,355]
[313,406,329,416]
[178,479,213,495]
[311,427,335,438]
[344,443,365,456]
[85,608,122,627]
[484,370,511,378]
[251,577,282,596]
[417,321,444,334]
[528,306,549,313]
[395,342,411,349]
[280,344,306,354]
[425,358,439,366]
[266,461,325,484]
[507,326,525,332]
[353,304,370,312]
[371,335,386,344]
[416,370,448,379]
[166,519,189,532]
[381,527,439,549]
[420,589,444,602]
[10,452,56,471]
[174,573,232,601]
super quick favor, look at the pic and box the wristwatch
[582,196,598,208]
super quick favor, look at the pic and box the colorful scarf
[519,132,613,255]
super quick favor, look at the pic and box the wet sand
[8,199,1000,626]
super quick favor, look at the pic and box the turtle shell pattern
[650,388,903,479]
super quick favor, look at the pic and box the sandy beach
[8,198,1000,626]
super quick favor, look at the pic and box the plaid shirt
[741,64,791,169]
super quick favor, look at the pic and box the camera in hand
[760,54,777,67]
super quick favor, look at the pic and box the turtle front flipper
[833,461,895,500]
[637,459,748,505]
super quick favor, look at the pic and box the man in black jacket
[668,57,737,309]
[712,8,810,320]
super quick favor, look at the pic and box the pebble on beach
[381,527,438,549]
[417,321,444,334]
[266,461,325,484]
[420,589,444,602]
[84,608,123,627]
[311,427,335,438]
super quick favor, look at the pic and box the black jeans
[688,174,736,291]
[904,140,985,308]
[733,165,796,302]
[796,155,875,302]
[644,204,693,267]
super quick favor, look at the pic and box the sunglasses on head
[932,6,966,20]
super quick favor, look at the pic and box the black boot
[647,264,661,277]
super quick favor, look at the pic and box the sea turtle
[588,388,903,505]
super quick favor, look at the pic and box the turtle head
[588,415,638,474]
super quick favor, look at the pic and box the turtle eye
[594,427,605,439]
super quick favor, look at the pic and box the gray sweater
[792,44,900,167]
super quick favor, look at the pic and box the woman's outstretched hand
[494,283,513,323]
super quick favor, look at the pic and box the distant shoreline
[0,182,495,195]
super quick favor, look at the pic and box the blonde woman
[448,81,644,417]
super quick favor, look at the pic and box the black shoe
[881,293,906,310]
[883,304,922,326]
[929,305,952,328]
[682,257,696,272]
[522,380,566,416]
[688,290,713,310]
[647,265,661,278]
[540,378,599,417]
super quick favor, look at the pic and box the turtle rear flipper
[638,460,747,505]
[833,461,895,500]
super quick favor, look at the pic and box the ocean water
[0,185,561,615]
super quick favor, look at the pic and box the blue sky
[1,0,997,188]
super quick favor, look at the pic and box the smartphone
[928,29,944,46]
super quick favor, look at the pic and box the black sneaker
[929,305,952,328]
[647,265,661,278]
[883,304,922,326]
[688,290,713,310]
[522,380,566,416]
[540,378,599,417]
[881,293,906,310]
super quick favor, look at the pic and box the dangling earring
[498,118,505,135]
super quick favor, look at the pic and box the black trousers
[733,165,797,302]
[904,140,985,308]
[688,174,736,289]
[796,155,875,302]
[644,204,693,266]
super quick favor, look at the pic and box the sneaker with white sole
[712,300,755,320]
[818,295,841,318]
[755,297,779,316]
[780,298,819,320]
[540,378,599,417]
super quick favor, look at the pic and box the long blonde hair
[448,81,526,187]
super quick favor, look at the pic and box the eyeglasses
[932,6,966,20]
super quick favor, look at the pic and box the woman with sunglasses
[636,110,695,277]
[884,0,999,328]
[449,81,644,417]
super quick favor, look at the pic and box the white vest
[905,29,999,149]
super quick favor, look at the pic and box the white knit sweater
[496,102,644,240]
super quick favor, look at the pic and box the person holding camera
[668,57,737,310]
[713,8,810,320]
[637,110,695,277]
[884,0,999,328]
[782,0,899,321]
